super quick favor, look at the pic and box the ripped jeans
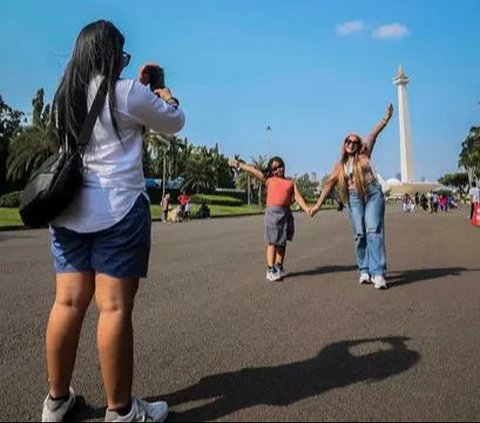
[347,182,386,277]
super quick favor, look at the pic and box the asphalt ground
[0,205,479,422]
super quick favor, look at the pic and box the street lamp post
[265,125,272,158]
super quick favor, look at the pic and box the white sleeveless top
[51,76,185,233]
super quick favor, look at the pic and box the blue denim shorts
[50,195,151,278]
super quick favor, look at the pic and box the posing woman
[229,157,310,281]
[311,104,393,290]
[42,20,184,422]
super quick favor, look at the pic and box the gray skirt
[264,206,294,246]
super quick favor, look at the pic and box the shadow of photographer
[145,336,420,421]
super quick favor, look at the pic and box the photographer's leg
[46,272,95,397]
[95,274,139,410]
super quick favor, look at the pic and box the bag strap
[77,78,108,148]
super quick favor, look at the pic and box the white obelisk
[393,66,415,183]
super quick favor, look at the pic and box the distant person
[198,201,211,219]
[229,156,310,282]
[42,20,184,422]
[402,193,414,213]
[420,194,428,211]
[168,205,183,223]
[310,104,394,290]
[469,182,480,220]
[439,195,448,213]
[178,191,190,219]
[431,192,439,213]
[184,199,192,220]
[414,192,420,210]
[161,193,170,223]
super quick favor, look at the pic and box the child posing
[229,156,310,281]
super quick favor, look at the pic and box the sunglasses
[345,139,360,146]
[271,165,284,172]
[122,52,131,68]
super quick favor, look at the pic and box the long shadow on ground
[287,265,480,289]
[387,267,480,288]
[287,264,358,278]
[158,336,418,421]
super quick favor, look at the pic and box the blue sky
[1,0,479,181]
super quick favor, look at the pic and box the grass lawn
[0,204,266,228]
[0,204,336,228]
[0,208,22,227]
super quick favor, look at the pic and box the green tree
[295,173,318,201]
[182,147,216,193]
[7,89,57,184]
[438,172,469,196]
[250,155,268,206]
[459,126,480,181]
[0,96,24,194]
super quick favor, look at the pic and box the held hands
[309,205,320,217]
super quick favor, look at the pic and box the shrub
[0,191,23,208]
[190,194,243,207]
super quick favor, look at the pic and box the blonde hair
[330,134,371,203]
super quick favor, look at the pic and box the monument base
[387,181,441,198]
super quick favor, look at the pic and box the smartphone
[149,67,165,91]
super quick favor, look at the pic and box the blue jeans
[347,182,386,277]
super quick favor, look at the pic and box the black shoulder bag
[19,79,108,228]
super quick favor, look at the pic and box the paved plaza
[1,206,479,421]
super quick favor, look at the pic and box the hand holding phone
[149,67,165,91]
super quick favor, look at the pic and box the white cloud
[372,23,409,40]
[336,21,365,37]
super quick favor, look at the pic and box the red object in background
[471,203,480,226]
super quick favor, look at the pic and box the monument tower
[393,66,415,183]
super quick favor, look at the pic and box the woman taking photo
[311,104,393,290]
[42,20,184,422]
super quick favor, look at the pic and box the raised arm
[228,158,266,182]
[293,182,310,214]
[364,103,394,155]
[310,169,339,216]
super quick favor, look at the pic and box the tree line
[0,89,240,198]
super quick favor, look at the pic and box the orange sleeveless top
[266,177,294,207]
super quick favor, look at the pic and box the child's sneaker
[275,264,286,279]
[359,272,371,285]
[372,275,388,290]
[266,268,281,282]
[42,387,76,422]
[104,397,168,422]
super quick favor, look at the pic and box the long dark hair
[263,156,286,178]
[334,133,369,202]
[52,20,125,149]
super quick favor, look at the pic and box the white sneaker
[275,265,286,279]
[105,397,168,422]
[359,273,371,285]
[372,275,388,290]
[42,387,76,422]
[266,269,281,282]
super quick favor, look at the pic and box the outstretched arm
[228,158,266,182]
[365,103,394,155]
[293,183,310,214]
